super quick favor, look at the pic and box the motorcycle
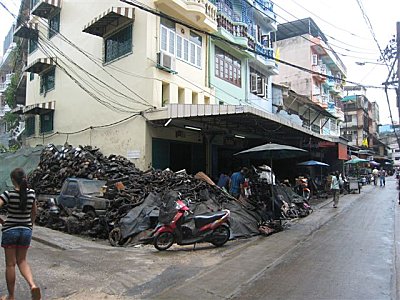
[295,178,311,201]
[150,198,230,251]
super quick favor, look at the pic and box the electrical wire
[121,0,393,90]
[355,0,390,71]
[36,30,153,110]
[286,0,370,41]
[272,1,379,60]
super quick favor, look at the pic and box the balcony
[216,15,250,47]
[155,0,217,32]
[0,73,14,93]
[312,64,327,82]
[246,0,277,31]
[250,43,278,75]
[31,0,61,19]
[14,22,38,40]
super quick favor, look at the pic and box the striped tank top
[0,189,35,232]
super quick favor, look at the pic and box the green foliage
[4,74,19,109]
[3,112,18,129]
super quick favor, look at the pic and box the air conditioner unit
[158,51,176,72]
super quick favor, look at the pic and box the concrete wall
[24,0,216,169]
[274,36,311,96]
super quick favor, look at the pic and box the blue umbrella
[297,160,330,167]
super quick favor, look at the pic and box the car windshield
[80,180,106,196]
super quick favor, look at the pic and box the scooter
[295,178,311,201]
[151,199,230,251]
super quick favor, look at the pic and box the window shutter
[250,73,257,92]
[196,46,201,67]
[257,77,265,96]
[184,40,189,61]
[190,42,196,64]
[176,35,182,59]
[312,54,318,65]
[161,26,168,52]
[168,31,175,55]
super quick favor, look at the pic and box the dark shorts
[1,228,32,248]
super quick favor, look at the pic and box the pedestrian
[379,168,386,187]
[331,171,340,208]
[229,167,249,199]
[217,171,230,191]
[0,168,41,300]
[372,167,379,186]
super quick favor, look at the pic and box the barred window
[215,46,241,87]
[26,116,35,137]
[40,68,55,94]
[49,13,60,38]
[104,25,132,63]
[40,111,54,133]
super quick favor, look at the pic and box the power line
[287,0,370,41]
[0,1,16,18]
[355,0,390,71]
[272,1,379,60]
[121,0,393,90]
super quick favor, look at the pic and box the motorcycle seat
[194,211,226,228]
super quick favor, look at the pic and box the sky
[0,0,399,123]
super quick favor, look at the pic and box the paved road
[233,177,398,300]
[0,178,397,299]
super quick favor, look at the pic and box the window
[104,25,132,63]
[29,73,34,81]
[215,46,241,87]
[40,68,55,94]
[48,13,60,38]
[160,21,202,68]
[64,182,79,196]
[40,111,54,133]
[250,68,268,98]
[28,37,38,54]
[25,116,35,137]
[344,115,352,122]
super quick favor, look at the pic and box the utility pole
[397,22,400,121]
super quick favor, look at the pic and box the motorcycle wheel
[154,232,174,251]
[210,225,230,247]
[303,191,310,201]
[109,228,132,247]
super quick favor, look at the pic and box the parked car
[56,178,110,216]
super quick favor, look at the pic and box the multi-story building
[209,0,278,112]
[274,17,346,134]
[11,0,346,176]
[0,24,17,147]
[341,86,380,149]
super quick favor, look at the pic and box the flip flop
[31,287,41,300]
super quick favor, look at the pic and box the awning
[24,57,56,74]
[23,101,55,115]
[31,0,61,19]
[145,104,343,144]
[13,22,39,39]
[10,106,23,115]
[83,7,135,37]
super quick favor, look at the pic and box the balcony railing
[156,0,217,32]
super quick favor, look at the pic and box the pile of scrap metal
[28,144,263,245]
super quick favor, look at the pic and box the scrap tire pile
[28,144,230,241]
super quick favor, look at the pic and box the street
[0,177,398,300]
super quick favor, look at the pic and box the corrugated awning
[83,7,135,37]
[24,57,56,74]
[23,101,55,115]
[13,22,39,39]
[10,106,23,115]
[31,0,61,19]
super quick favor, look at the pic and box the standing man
[331,171,340,208]
[372,167,379,186]
[229,167,249,199]
[379,168,386,187]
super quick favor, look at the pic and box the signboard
[318,141,336,148]
[338,144,348,160]
[127,150,141,159]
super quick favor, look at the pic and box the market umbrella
[344,157,369,164]
[234,143,308,217]
[297,160,329,167]
[369,160,380,166]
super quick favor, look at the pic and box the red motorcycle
[151,199,230,251]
